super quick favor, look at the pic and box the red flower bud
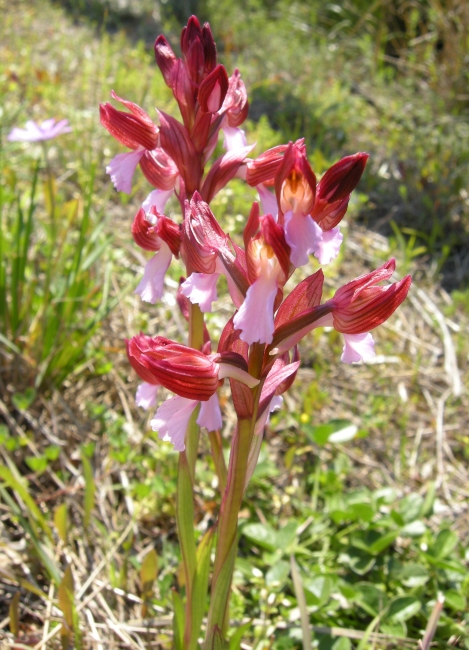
[222,69,249,127]
[316,152,369,204]
[246,143,290,187]
[181,16,205,85]
[139,149,179,191]
[100,91,159,151]
[131,207,181,256]
[200,144,255,204]
[312,153,368,229]
[329,259,411,334]
[154,35,177,87]
[181,192,227,274]
[198,64,229,113]
[158,110,202,196]
[131,207,160,251]
[201,22,217,76]
[127,334,220,401]
[157,215,181,258]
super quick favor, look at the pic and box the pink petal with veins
[136,382,160,410]
[341,332,375,364]
[135,242,172,303]
[151,396,199,452]
[223,126,247,151]
[233,274,278,344]
[313,225,343,265]
[257,184,279,218]
[197,392,222,431]
[284,210,318,267]
[142,188,174,213]
[106,148,145,194]
[180,272,220,312]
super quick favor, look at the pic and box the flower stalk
[204,417,255,648]
[180,302,205,648]
[99,14,411,649]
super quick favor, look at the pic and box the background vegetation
[0,0,468,647]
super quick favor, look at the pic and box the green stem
[204,418,254,648]
[204,343,266,648]
[178,302,204,649]
[208,429,227,494]
[189,302,204,350]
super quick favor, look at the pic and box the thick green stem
[204,343,266,648]
[204,418,254,647]
[177,410,200,649]
[208,429,227,494]
[178,303,204,649]
[189,302,204,350]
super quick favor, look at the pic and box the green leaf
[431,529,458,559]
[140,549,158,596]
[242,523,277,552]
[423,555,466,574]
[172,589,184,650]
[0,465,52,541]
[393,563,429,588]
[81,452,95,531]
[229,622,252,650]
[398,493,423,523]
[0,425,10,444]
[25,455,48,475]
[305,420,357,446]
[355,583,388,617]
[386,596,421,622]
[340,549,376,575]
[189,527,215,649]
[303,575,332,607]
[266,561,290,588]
[276,520,299,551]
[12,388,36,410]
[445,589,466,611]
[9,591,20,637]
[54,503,68,544]
[367,530,399,555]
[401,520,426,537]
[332,639,351,650]
[45,445,60,461]
[380,621,407,638]
[374,487,398,505]
[348,503,375,523]
[421,481,436,516]
[58,565,75,636]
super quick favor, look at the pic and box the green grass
[0,0,468,648]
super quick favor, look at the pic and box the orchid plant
[100,16,411,649]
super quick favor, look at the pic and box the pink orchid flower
[247,142,368,268]
[131,206,181,304]
[233,207,291,345]
[100,91,160,193]
[180,193,246,313]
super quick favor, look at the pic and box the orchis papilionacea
[100,15,411,649]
